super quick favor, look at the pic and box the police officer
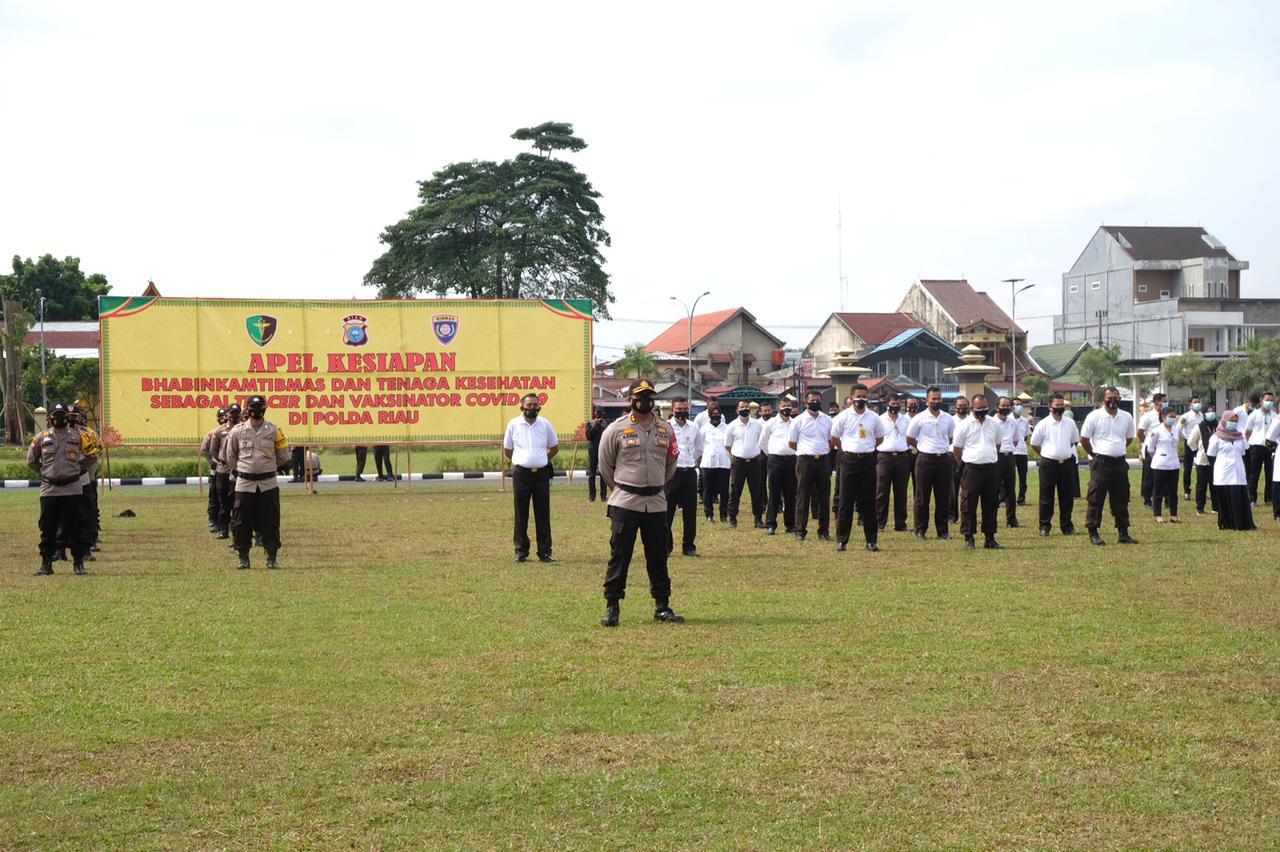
[585,408,609,502]
[28,402,99,575]
[226,395,291,569]
[215,403,240,539]
[201,408,227,530]
[598,379,682,627]
[64,403,103,559]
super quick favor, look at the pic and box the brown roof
[834,312,922,345]
[645,307,782,354]
[918,280,1023,334]
[1102,226,1236,261]
[22,330,99,349]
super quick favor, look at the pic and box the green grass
[1,472,1278,848]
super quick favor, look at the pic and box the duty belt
[514,465,546,473]
[239,471,276,481]
[615,483,663,496]
[42,474,81,487]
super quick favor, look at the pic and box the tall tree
[23,351,100,427]
[0,255,111,321]
[366,122,613,316]
[1019,374,1050,401]
[1074,344,1123,403]
[614,344,656,379]
[1161,352,1217,395]
[1,300,31,444]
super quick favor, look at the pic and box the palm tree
[615,343,656,380]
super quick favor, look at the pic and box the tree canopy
[365,122,613,316]
[614,344,656,380]
[0,254,111,321]
[1074,344,1123,403]
[1161,351,1216,395]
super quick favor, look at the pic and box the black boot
[34,558,53,576]
[1117,530,1140,545]
[266,552,280,570]
[964,536,976,550]
[601,601,620,628]
[237,551,251,570]
[1088,528,1105,546]
[216,527,229,540]
[984,537,1003,549]
[73,560,87,575]
[654,606,685,623]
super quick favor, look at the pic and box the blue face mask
[1165,417,1178,427]
[1013,405,1023,415]
[1266,400,1274,411]
[1191,402,1202,412]
[1226,421,1239,432]
[1204,412,1217,422]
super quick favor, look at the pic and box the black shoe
[729,518,738,529]
[795,532,806,542]
[835,541,846,552]
[877,525,886,533]
[964,537,975,550]
[237,554,251,569]
[208,523,218,533]
[601,603,620,628]
[654,607,685,624]
[682,546,698,557]
[1062,527,1077,536]
[588,496,596,503]
[1006,520,1020,529]
[865,542,879,552]
[754,519,765,529]
[984,539,1003,549]
[34,561,53,576]
[217,529,229,539]
[1183,492,1192,501]
[895,526,908,532]
[537,554,557,563]
[937,532,951,540]
[1117,533,1139,545]
[766,526,776,535]
[914,532,926,541]
[266,555,280,569]
[1089,529,1105,546]
[1039,527,1051,537]
[515,553,529,563]
[1143,500,1152,508]
[1017,498,1026,506]
[73,561,87,575]
[355,475,367,482]
[817,533,832,542]
[705,516,715,524]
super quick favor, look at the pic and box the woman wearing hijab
[1207,409,1255,531]
[1144,406,1182,523]
[1186,404,1218,515]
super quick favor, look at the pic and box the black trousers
[291,446,305,479]
[512,465,553,557]
[766,454,797,532]
[1140,453,1152,503]
[604,508,671,603]
[214,473,232,529]
[729,455,765,522]
[794,455,830,536]
[1247,444,1274,503]
[1086,455,1131,532]
[949,456,964,521]
[1151,467,1179,516]
[1274,481,1280,519]
[913,453,952,536]
[84,481,99,541]
[960,462,999,539]
[665,467,698,551]
[828,449,841,518]
[40,494,86,560]
[232,487,281,554]
[1194,463,1218,513]
[587,445,607,501]
[1182,446,1196,495]
[996,453,1018,525]
[374,445,394,478]
[207,470,222,523]
[703,468,729,519]
[1014,455,1028,503]
[836,453,877,544]
[875,451,911,531]
[1037,458,1076,532]
[354,445,369,477]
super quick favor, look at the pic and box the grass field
[2,472,1278,848]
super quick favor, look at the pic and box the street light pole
[670,291,710,396]
[1002,278,1034,399]
[37,289,47,411]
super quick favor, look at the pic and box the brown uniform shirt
[208,425,231,475]
[599,412,678,513]
[226,419,290,493]
[27,426,98,497]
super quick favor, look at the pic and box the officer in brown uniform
[226,395,291,569]
[201,408,227,532]
[215,403,240,540]
[28,402,100,575]
[598,379,683,627]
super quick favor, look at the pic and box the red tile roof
[834,312,922,346]
[919,280,1023,334]
[645,307,781,354]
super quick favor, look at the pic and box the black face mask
[633,398,654,415]
[1051,407,1065,417]
[973,408,988,419]
[249,407,266,420]
[807,401,822,412]
[710,416,722,426]
[674,411,688,421]
[888,405,900,414]
[738,410,751,419]
[50,414,68,427]
[779,408,792,417]
[957,408,969,417]
[998,408,1010,418]
[761,413,773,420]
[1104,399,1119,409]
[928,401,939,411]
[852,398,866,409]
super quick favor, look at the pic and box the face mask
[807,401,821,412]
[50,414,68,427]
[633,398,654,415]
[1013,405,1023,415]
[998,408,1010,418]
[1226,421,1240,432]
[249,407,266,420]
[1166,417,1178,427]
[737,410,749,420]
[762,412,773,420]
[674,411,688,421]
[1204,412,1216,422]
[956,409,969,417]
[1191,402,1202,412]
[1266,401,1274,411]
[927,401,939,411]
[852,398,866,409]
[1104,399,1119,409]
[888,405,900,414]
[1051,407,1065,417]
[524,407,540,420]
[710,416,721,426]
[973,408,988,419]
[779,408,792,417]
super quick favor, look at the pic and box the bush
[0,462,34,480]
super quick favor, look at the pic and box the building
[20,321,100,360]
[897,280,1032,381]
[801,312,923,375]
[1054,225,1275,361]
[856,326,963,389]
[644,307,785,388]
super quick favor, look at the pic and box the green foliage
[1161,351,1217,395]
[1019,374,1050,401]
[614,343,657,380]
[366,122,612,316]
[1074,345,1123,403]
[0,461,33,479]
[0,254,111,320]
[1214,336,1280,395]
[22,351,99,423]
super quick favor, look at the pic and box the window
[1188,337,1205,352]
[901,357,921,381]
[1069,285,1079,294]
[1137,284,1148,294]
[1090,281,1102,291]
[1159,290,1171,300]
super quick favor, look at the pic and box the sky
[2,0,1278,361]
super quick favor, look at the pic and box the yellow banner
[99,296,593,446]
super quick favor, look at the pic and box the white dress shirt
[1080,408,1136,458]
[1178,409,1203,442]
[762,416,797,456]
[952,415,1001,464]
[1187,426,1210,467]
[668,417,703,469]
[1144,425,1181,471]
[1030,415,1080,461]
[995,414,1019,453]
[699,421,730,468]
[503,415,558,468]
[1270,419,1280,481]
[724,416,764,458]
[1012,416,1031,456]
[1245,408,1275,446]
[789,411,834,456]
[1136,408,1161,459]
[829,407,884,453]
[1208,435,1248,486]
[878,411,910,452]
[906,410,954,454]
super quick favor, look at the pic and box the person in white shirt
[1029,393,1081,536]
[502,393,560,563]
[788,390,835,541]
[761,400,797,534]
[1186,405,1219,515]
[1267,414,1280,520]
[1135,393,1166,509]
[692,397,720,504]
[1079,386,1138,546]
[1011,402,1032,505]
[948,396,971,523]
[1177,395,1204,500]
[830,383,885,551]
[951,394,1003,549]
[665,397,704,557]
[994,398,1022,529]
[1243,391,1275,505]
[725,402,766,528]
[1207,409,1255,531]
[1144,406,1183,523]
[905,386,955,540]
[699,410,730,522]
[875,394,912,533]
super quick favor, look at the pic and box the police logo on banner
[433,314,459,345]
[245,315,278,347]
[342,314,369,347]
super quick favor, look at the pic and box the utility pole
[37,289,47,412]
[670,291,711,395]
[1002,278,1033,398]
[1095,309,1107,346]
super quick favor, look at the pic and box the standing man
[202,409,228,530]
[216,403,240,540]
[1178,395,1204,500]
[699,408,731,522]
[875,394,911,533]
[952,394,1003,550]
[373,445,395,481]
[353,445,370,481]
[1244,391,1275,506]
[725,401,766,528]
[503,392,559,564]
[1030,393,1081,536]
[28,402,98,575]
[66,404,103,557]
[790,390,834,542]
[1011,400,1032,505]
[665,397,702,557]
[761,399,797,535]
[598,380,682,627]
[906,386,955,540]
[1136,392,1166,508]
[226,395,291,570]
[994,397,1021,528]
[830,384,885,551]
[585,408,608,503]
[949,395,971,524]
[1080,386,1139,546]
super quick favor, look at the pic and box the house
[1054,226,1276,361]
[802,312,922,374]
[855,326,964,390]
[897,280,1033,382]
[645,307,785,388]
[20,321,100,360]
